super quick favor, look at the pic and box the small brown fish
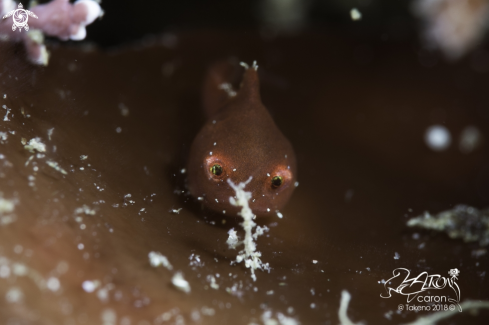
[187,60,297,216]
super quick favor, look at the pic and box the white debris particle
[261,310,300,325]
[276,211,283,218]
[3,105,11,121]
[78,243,84,250]
[0,132,7,143]
[350,8,362,21]
[180,168,186,174]
[207,275,219,289]
[24,137,46,153]
[170,208,182,214]
[116,127,122,133]
[312,260,318,264]
[267,290,274,295]
[47,128,54,140]
[46,161,68,175]
[310,303,316,309]
[394,252,400,260]
[0,265,10,278]
[80,155,88,160]
[2,94,5,99]
[5,287,23,303]
[226,177,270,281]
[46,277,60,292]
[149,251,173,270]
[101,308,117,325]
[201,306,215,316]
[338,290,363,325]
[118,103,130,116]
[14,245,23,254]
[11,263,27,276]
[75,205,96,216]
[425,125,451,151]
[459,126,482,153]
[0,196,16,223]
[191,310,201,321]
[97,287,110,302]
[294,181,299,187]
[219,82,237,97]
[226,228,240,249]
[172,272,191,293]
[82,280,100,293]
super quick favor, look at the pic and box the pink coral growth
[0,0,102,65]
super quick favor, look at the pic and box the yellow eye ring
[271,176,283,188]
[210,164,223,176]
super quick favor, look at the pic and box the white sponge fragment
[172,272,190,293]
[148,251,173,270]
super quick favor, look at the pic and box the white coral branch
[0,0,103,65]
[226,177,270,282]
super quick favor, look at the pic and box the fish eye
[210,164,223,176]
[271,176,283,188]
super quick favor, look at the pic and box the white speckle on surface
[5,287,23,303]
[172,272,191,293]
[210,151,213,155]
[75,205,96,216]
[13,245,23,254]
[0,265,10,278]
[226,228,239,249]
[310,303,316,309]
[3,105,11,121]
[46,161,68,175]
[24,137,46,153]
[46,277,60,292]
[425,125,451,151]
[394,252,400,260]
[267,173,270,177]
[0,132,7,142]
[261,310,299,325]
[459,126,482,153]
[312,260,318,264]
[350,8,362,21]
[47,128,54,140]
[118,103,130,116]
[266,290,274,295]
[80,155,88,160]
[148,251,173,270]
[82,280,100,293]
[116,127,122,133]
[201,306,215,316]
[294,181,299,187]
[78,243,84,250]
[180,168,186,174]
[207,275,219,290]
[170,208,182,214]
[276,211,283,219]
[101,308,117,325]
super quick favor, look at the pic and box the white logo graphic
[2,3,38,32]
[381,268,462,312]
